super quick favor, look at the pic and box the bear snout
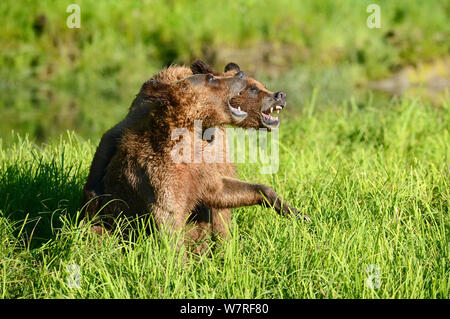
[274,91,286,103]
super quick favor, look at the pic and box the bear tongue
[262,112,277,120]
[263,107,278,118]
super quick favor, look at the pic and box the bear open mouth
[228,86,248,122]
[228,101,248,122]
[261,103,285,129]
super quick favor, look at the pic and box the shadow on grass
[0,157,84,249]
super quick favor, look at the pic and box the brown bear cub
[83,61,309,252]
[83,60,286,208]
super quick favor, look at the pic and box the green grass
[1,0,449,299]
[1,96,448,298]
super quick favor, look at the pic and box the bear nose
[235,71,246,80]
[274,91,286,101]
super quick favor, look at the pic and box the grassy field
[1,96,448,298]
[1,0,449,299]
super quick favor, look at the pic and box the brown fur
[83,61,285,212]
[82,61,308,253]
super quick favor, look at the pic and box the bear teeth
[263,105,283,116]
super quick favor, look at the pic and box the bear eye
[206,74,217,84]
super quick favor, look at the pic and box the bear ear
[224,62,240,73]
[190,59,220,75]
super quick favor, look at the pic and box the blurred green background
[1,0,449,144]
